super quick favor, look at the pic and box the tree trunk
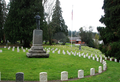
[3,34,5,43]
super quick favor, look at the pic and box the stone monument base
[26,46,49,58]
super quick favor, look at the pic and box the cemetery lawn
[0,45,120,82]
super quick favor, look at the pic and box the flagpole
[71,5,73,52]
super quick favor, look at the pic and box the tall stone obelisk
[26,13,49,58]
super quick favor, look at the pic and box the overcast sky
[60,0,105,32]
[5,0,105,32]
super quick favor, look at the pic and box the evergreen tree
[48,0,68,45]
[79,27,95,47]
[4,0,44,47]
[97,0,120,59]
[0,0,6,44]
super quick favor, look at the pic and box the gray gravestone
[16,72,24,82]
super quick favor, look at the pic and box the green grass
[0,45,103,81]
[71,60,120,82]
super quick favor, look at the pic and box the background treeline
[0,0,68,47]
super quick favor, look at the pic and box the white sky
[60,0,105,32]
[5,0,105,32]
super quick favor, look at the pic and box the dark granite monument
[26,14,49,58]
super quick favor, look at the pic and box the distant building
[68,37,85,44]
[42,0,56,23]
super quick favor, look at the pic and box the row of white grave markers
[44,47,120,63]
[39,66,106,82]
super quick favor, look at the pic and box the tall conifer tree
[97,0,120,59]
[48,0,68,45]
[4,0,44,47]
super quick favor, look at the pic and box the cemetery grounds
[0,44,120,82]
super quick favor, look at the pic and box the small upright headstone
[12,48,14,51]
[61,71,68,81]
[98,66,102,73]
[40,72,47,82]
[90,68,95,75]
[83,55,86,58]
[78,70,84,78]
[100,59,102,63]
[4,46,6,48]
[79,54,81,57]
[0,50,2,53]
[103,63,107,70]
[114,59,117,62]
[88,56,90,59]
[105,57,107,60]
[17,49,20,52]
[110,58,112,61]
[91,54,93,57]
[16,72,24,82]
[93,57,95,60]
[23,49,25,52]
[97,58,99,61]
[119,60,120,63]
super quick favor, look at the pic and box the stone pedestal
[26,29,49,58]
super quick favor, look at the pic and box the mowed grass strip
[0,46,102,81]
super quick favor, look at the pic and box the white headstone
[79,54,81,57]
[114,59,117,62]
[47,50,50,54]
[21,46,23,50]
[93,57,95,60]
[90,68,95,75]
[78,70,84,78]
[91,54,93,57]
[26,48,28,50]
[0,50,2,53]
[88,56,90,59]
[83,55,86,58]
[103,63,107,70]
[97,58,99,62]
[110,58,112,61]
[100,59,102,63]
[58,50,60,54]
[108,56,110,59]
[4,46,6,48]
[98,66,102,73]
[119,60,120,63]
[17,46,19,49]
[12,48,14,51]
[13,46,15,49]
[23,49,25,52]
[61,71,68,81]
[17,49,19,52]
[105,57,107,60]
[103,60,106,64]
[40,72,47,82]
[52,50,55,53]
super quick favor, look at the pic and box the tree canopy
[4,0,44,47]
[97,0,120,59]
[48,0,68,45]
